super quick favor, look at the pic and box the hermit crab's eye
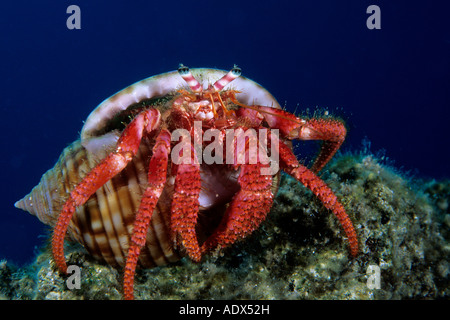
[231,64,241,76]
[178,64,190,75]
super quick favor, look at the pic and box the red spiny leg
[52,108,161,274]
[170,146,202,262]
[201,163,274,253]
[278,139,358,257]
[123,129,171,300]
[246,105,346,173]
[297,118,346,173]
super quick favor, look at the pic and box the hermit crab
[15,65,358,299]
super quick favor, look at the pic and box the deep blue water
[1,0,449,265]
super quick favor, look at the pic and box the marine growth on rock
[1,150,448,299]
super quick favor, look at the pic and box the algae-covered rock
[1,150,448,299]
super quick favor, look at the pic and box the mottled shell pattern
[15,68,281,268]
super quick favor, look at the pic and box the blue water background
[1,1,449,265]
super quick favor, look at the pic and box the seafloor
[1,149,449,299]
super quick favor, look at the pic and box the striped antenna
[178,64,203,92]
[213,65,241,91]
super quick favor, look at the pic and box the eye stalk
[178,64,203,93]
[178,64,242,93]
[213,64,241,91]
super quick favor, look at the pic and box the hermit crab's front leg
[295,118,346,173]
[231,97,346,174]
[201,128,274,253]
[260,109,357,256]
[201,163,274,253]
[123,129,171,300]
[257,106,346,173]
[276,136,359,256]
[51,108,162,275]
[170,145,202,262]
[232,102,358,256]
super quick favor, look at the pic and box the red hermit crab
[15,65,358,299]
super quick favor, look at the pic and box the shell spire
[14,198,29,212]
